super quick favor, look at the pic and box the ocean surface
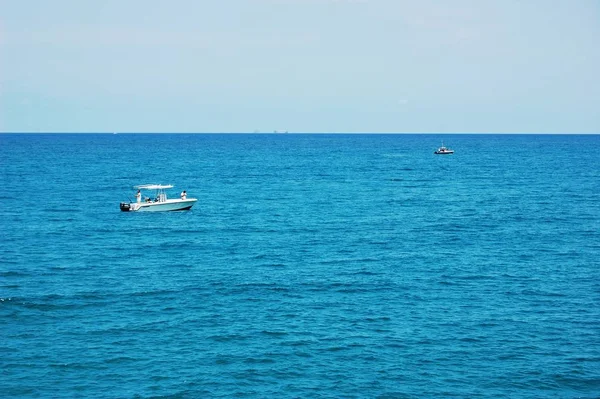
[1,133,599,398]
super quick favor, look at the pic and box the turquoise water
[1,133,599,398]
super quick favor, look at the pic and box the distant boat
[434,143,454,155]
[120,184,197,212]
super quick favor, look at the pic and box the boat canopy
[134,184,174,190]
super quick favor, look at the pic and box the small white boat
[434,143,454,154]
[120,184,197,212]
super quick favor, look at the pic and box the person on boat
[181,190,187,200]
[136,190,141,203]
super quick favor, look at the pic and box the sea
[1,133,599,398]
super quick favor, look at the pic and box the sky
[1,0,599,133]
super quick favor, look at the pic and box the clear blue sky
[1,0,599,133]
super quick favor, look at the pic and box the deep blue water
[1,133,599,398]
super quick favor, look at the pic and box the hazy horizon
[2,0,599,133]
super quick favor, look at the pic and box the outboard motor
[120,202,131,212]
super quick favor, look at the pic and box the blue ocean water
[1,133,599,398]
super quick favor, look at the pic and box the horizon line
[1,131,599,135]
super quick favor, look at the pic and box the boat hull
[120,198,197,212]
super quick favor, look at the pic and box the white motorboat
[120,184,197,212]
[434,143,454,154]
